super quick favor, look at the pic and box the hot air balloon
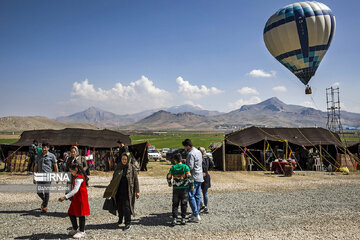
[263,1,336,94]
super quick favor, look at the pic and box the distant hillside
[214,97,327,128]
[55,107,138,127]
[166,104,223,116]
[215,97,360,128]
[131,110,212,130]
[0,116,99,132]
[124,97,360,130]
[3,98,359,131]
[55,104,223,127]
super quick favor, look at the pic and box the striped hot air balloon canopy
[263,1,336,86]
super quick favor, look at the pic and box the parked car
[161,148,170,158]
[147,149,162,161]
[166,148,187,164]
[148,145,156,151]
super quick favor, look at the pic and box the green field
[0,139,18,144]
[341,138,360,143]
[130,132,224,149]
[1,132,224,149]
[1,132,358,150]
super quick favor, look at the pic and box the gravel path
[1,180,360,239]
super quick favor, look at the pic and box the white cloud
[176,76,223,99]
[237,87,259,95]
[301,101,316,109]
[228,96,261,110]
[184,100,204,109]
[272,86,287,92]
[340,102,347,110]
[248,69,276,78]
[332,82,340,87]
[70,76,171,113]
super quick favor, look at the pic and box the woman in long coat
[103,152,140,231]
[199,147,211,214]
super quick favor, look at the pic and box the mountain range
[55,97,360,130]
[55,104,223,127]
[0,116,99,132]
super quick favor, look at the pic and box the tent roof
[12,128,131,148]
[225,126,342,147]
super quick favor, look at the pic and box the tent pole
[222,140,226,171]
[319,143,322,170]
[92,147,96,170]
[263,138,266,169]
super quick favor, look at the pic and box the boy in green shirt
[167,153,194,226]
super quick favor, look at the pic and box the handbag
[103,198,117,216]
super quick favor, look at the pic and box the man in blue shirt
[34,142,58,213]
[182,139,203,222]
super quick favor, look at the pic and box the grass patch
[341,137,360,142]
[0,139,18,144]
[139,161,173,178]
[130,132,224,149]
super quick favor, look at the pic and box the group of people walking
[167,139,211,225]
[33,138,211,239]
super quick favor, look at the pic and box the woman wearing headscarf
[65,146,88,173]
[65,146,89,189]
[198,147,211,214]
[103,152,140,231]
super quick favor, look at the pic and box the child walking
[59,163,90,239]
[167,153,194,226]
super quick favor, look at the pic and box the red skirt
[68,174,90,217]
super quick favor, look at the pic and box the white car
[148,149,162,161]
[148,145,156,151]
[161,148,170,158]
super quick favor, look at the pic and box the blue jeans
[188,182,202,216]
[200,186,208,207]
[37,182,50,208]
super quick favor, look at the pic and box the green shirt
[167,164,194,189]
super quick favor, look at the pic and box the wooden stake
[222,140,226,171]
[319,143,322,167]
[263,139,266,167]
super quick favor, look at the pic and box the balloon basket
[305,86,312,94]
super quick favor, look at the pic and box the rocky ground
[0,169,360,239]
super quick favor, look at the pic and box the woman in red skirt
[59,163,90,239]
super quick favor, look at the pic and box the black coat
[201,156,211,189]
[103,163,139,216]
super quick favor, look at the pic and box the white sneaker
[73,231,86,239]
[68,229,79,236]
[189,214,201,222]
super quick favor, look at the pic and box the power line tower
[326,86,343,133]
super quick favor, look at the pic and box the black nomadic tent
[1,128,149,172]
[225,126,342,147]
[12,128,131,148]
[213,126,344,171]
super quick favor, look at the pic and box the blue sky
[0,0,359,118]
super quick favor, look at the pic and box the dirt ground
[1,163,360,239]
[1,162,359,204]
